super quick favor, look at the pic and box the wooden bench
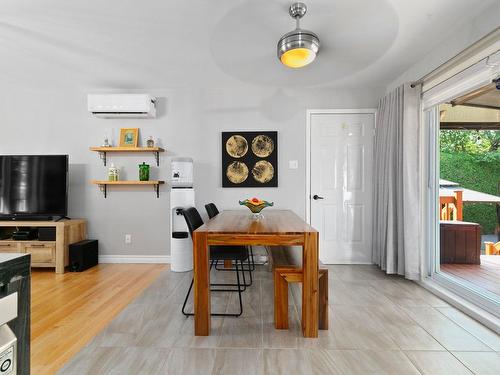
[274,266,328,330]
[485,241,500,255]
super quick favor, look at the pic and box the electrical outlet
[289,160,299,169]
[125,234,132,244]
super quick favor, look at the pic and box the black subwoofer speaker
[69,239,98,272]
[39,227,56,241]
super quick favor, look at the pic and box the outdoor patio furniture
[440,190,463,221]
[485,241,500,255]
[440,220,481,264]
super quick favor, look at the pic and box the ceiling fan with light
[277,2,320,69]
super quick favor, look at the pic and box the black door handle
[313,194,324,200]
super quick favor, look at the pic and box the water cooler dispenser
[169,158,194,272]
[0,293,17,375]
[170,157,193,188]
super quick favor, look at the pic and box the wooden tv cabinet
[0,219,86,273]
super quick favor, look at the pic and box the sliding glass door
[424,87,500,316]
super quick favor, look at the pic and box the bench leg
[319,270,328,330]
[274,272,289,329]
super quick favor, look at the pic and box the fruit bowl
[239,198,274,219]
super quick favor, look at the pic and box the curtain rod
[410,27,500,88]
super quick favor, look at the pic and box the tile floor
[58,265,500,374]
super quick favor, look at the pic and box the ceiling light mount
[278,2,320,69]
[289,2,307,19]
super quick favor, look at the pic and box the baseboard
[98,255,171,264]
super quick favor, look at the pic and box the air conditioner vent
[88,94,156,118]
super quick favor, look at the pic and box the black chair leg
[214,255,253,287]
[211,261,243,317]
[181,277,194,317]
[247,256,253,285]
[181,260,245,317]
[210,258,246,290]
[215,248,255,272]
[210,260,248,292]
[249,246,256,271]
[212,262,252,288]
[235,260,243,315]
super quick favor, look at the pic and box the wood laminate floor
[441,255,500,295]
[54,264,500,375]
[31,264,167,375]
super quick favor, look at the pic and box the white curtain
[372,84,422,280]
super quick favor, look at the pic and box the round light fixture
[277,2,320,69]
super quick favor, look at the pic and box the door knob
[313,194,324,200]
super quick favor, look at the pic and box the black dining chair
[181,207,249,317]
[190,205,252,286]
[205,203,219,219]
[205,203,256,274]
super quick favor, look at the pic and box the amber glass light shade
[280,47,316,68]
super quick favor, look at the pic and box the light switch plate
[289,160,299,169]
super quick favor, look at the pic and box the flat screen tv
[0,155,68,220]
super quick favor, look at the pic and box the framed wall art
[119,128,139,147]
[222,131,278,188]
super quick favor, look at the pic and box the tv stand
[0,219,86,273]
[7,216,54,221]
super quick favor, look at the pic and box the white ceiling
[0,0,496,89]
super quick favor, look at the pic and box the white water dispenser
[170,157,193,188]
[0,293,17,375]
[170,188,195,272]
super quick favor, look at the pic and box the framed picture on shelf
[119,128,139,147]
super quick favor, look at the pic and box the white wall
[2,1,496,259]
[388,2,500,90]
[0,85,381,257]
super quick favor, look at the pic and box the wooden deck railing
[440,190,463,221]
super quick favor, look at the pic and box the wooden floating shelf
[89,147,165,152]
[91,180,165,198]
[89,146,165,166]
[91,180,165,185]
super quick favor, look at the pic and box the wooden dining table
[192,209,319,338]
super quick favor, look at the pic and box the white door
[309,111,375,264]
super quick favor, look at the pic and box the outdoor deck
[441,255,500,296]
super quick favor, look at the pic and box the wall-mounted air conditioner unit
[88,94,156,118]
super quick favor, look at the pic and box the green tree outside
[440,130,500,234]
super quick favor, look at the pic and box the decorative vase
[239,198,274,220]
[103,135,111,147]
[147,136,155,148]
[139,162,150,181]
[108,163,119,181]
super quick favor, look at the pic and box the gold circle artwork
[252,160,274,184]
[251,135,274,157]
[226,161,249,184]
[226,135,248,158]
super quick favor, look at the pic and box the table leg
[193,231,210,335]
[302,231,319,337]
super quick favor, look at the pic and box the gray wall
[388,1,500,90]
[3,0,497,259]
[0,85,381,257]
